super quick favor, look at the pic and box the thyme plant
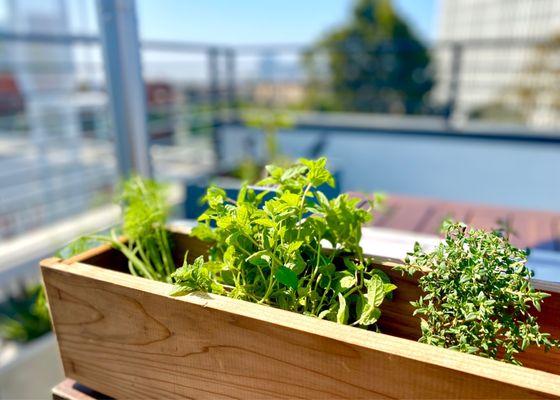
[397,222,559,364]
[172,157,396,327]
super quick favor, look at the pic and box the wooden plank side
[41,261,560,400]
[372,262,424,341]
[520,279,560,373]
[374,260,560,375]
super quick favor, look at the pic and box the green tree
[304,0,433,114]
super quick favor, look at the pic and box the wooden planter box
[41,228,560,399]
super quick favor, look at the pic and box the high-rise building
[435,0,560,128]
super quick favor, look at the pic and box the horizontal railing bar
[435,37,560,48]
[0,204,121,285]
[0,181,116,218]
[2,30,558,53]
[230,110,560,143]
[0,150,116,184]
[0,169,117,214]
[0,88,105,98]
[0,183,115,222]
[0,132,113,150]
[0,110,224,145]
[0,30,100,45]
[142,40,227,52]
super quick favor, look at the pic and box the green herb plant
[243,109,294,164]
[173,157,395,327]
[396,221,559,364]
[237,110,295,183]
[56,236,106,259]
[20,237,111,343]
[0,284,51,343]
[87,177,174,283]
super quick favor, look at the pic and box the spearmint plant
[173,157,396,327]
[396,221,559,364]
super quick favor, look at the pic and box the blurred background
[1,0,560,397]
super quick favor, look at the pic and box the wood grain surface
[42,247,560,399]
[363,193,560,250]
[372,258,560,375]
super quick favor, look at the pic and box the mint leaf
[336,293,348,324]
[275,266,298,290]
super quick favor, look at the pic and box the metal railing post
[208,46,222,165]
[96,0,151,177]
[225,47,237,122]
[445,43,463,128]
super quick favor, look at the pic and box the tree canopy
[304,0,433,114]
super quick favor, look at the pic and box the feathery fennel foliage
[109,177,174,282]
[60,176,174,283]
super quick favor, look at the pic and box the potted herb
[40,158,560,399]
[175,157,393,326]
[0,285,63,399]
[397,221,559,367]
[0,285,50,343]
[184,110,341,218]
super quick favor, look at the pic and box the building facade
[435,0,560,128]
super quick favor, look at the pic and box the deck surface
[357,194,560,251]
[52,379,109,400]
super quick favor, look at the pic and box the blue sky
[0,1,438,44]
[137,0,438,44]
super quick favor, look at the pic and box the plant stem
[113,240,156,280]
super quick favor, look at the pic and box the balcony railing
[2,0,560,301]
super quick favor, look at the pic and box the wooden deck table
[358,193,560,251]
